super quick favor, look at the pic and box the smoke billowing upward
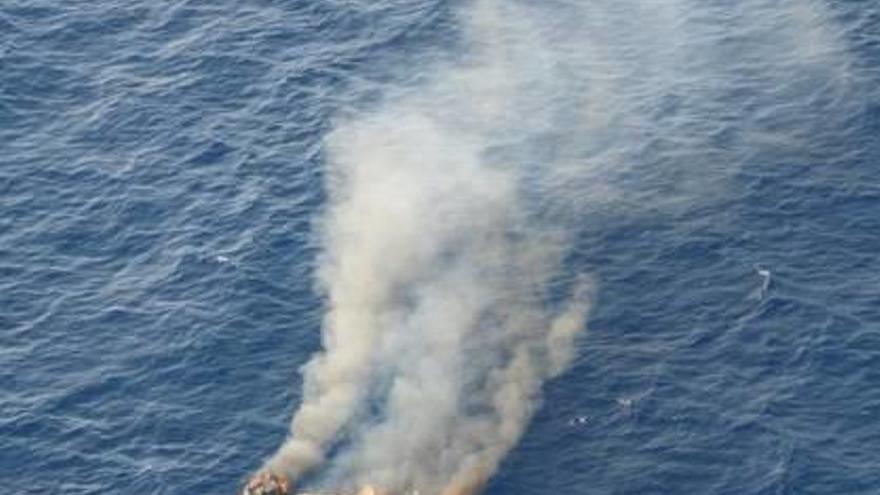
[263,0,853,493]
[264,2,594,492]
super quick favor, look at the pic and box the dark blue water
[3,1,880,494]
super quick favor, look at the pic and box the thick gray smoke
[265,3,596,492]
[264,0,853,493]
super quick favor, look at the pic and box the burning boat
[239,471,385,495]
[240,471,291,495]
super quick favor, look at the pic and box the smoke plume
[264,0,853,493]
[264,2,594,492]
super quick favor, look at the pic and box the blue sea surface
[2,1,880,494]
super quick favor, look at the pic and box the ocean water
[2,1,880,494]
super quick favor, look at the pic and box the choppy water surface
[2,1,880,494]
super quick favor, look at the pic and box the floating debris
[755,265,771,299]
